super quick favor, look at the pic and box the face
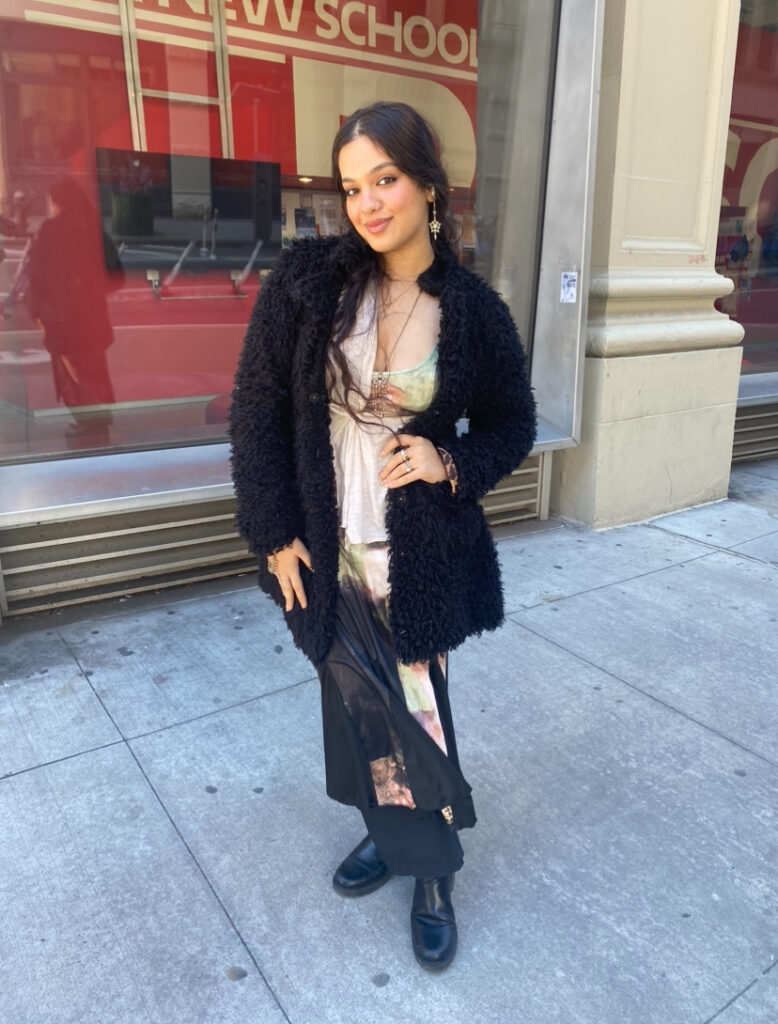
[338,135,434,266]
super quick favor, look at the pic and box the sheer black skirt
[318,537,475,878]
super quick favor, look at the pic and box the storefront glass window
[475,0,559,358]
[717,0,778,376]
[0,1,555,464]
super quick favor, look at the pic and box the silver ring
[402,450,412,473]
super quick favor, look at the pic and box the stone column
[551,0,745,527]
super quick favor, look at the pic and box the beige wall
[551,0,745,527]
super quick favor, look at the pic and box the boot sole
[332,872,393,898]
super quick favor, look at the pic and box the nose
[360,187,379,215]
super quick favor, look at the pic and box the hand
[379,433,447,489]
[268,537,312,611]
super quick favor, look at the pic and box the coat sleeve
[229,250,304,558]
[439,287,537,502]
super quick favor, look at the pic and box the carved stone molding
[586,269,744,358]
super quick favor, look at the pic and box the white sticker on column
[560,272,578,304]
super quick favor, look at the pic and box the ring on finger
[401,450,412,473]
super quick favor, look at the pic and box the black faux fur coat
[229,234,537,666]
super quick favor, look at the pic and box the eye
[377,175,397,186]
[344,187,359,198]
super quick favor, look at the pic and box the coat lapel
[405,259,472,441]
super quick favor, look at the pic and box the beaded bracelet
[436,447,459,495]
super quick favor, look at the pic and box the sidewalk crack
[57,629,296,1024]
[700,976,760,1024]
[125,673,318,742]
[512,620,778,771]
[648,522,778,566]
[502,549,713,616]
[124,743,294,1024]
[0,739,125,783]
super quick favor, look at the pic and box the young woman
[229,102,536,970]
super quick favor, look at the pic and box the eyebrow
[340,161,397,184]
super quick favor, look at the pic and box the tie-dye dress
[319,288,475,878]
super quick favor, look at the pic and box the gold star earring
[428,192,441,241]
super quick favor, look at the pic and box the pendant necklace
[380,277,417,309]
[368,285,422,418]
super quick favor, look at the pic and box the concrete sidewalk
[1,460,777,1024]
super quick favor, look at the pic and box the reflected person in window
[230,102,536,971]
[27,177,122,449]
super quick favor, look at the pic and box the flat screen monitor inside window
[95,147,282,274]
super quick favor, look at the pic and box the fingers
[292,538,313,572]
[385,466,422,489]
[382,454,414,484]
[272,538,311,610]
[379,432,414,458]
[379,435,445,487]
[277,568,307,611]
[289,569,308,610]
[379,448,410,482]
[278,577,294,611]
[383,452,425,488]
[379,435,420,480]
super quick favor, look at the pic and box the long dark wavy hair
[328,101,458,423]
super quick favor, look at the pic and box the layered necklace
[368,277,422,417]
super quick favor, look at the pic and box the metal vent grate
[0,454,547,620]
[733,402,778,462]
[481,453,546,525]
[0,498,255,619]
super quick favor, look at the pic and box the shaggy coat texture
[229,234,537,666]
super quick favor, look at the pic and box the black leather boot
[410,875,457,970]
[332,835,392,897]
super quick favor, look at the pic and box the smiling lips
[364,217,391,234]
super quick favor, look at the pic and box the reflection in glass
[0,0,555,464]
[26,179,121,448]
[475,0,560,358]
[717,1,778,375]
[95,148,282,275]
